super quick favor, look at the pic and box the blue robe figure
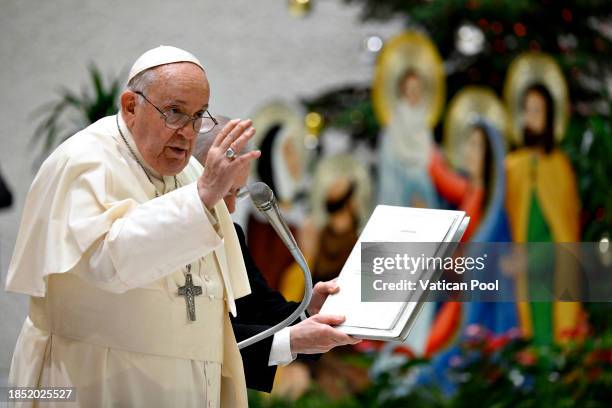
[401,120,518,396]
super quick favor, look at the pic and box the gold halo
[310,154,372,231]
[372,31,446,127]
[443,86,510,168]
[249,100,307,181]
[251,100,305,150]
[503,52,569,145]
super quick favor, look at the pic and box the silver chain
[115,115,177,198]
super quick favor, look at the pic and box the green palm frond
[31,64,122,165]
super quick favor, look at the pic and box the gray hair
[127,68,158,103]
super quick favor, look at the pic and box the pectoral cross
[178,267,202,321]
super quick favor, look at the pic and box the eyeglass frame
[133,90,218,134]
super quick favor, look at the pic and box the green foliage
[323,0,612,123]
[248,387,362,408]
[31,64,121,163]
[331,2,606,118]
[250,331,612,407]
[561,111,612,241]
[444,334,612,408]
[302,86,379,143]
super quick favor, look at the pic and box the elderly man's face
[127,63,210,176]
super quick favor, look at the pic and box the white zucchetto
[128,45,204,82]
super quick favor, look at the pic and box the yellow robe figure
[6,114,251,407]
[505,148,582,343]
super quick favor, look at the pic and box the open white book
[319,205,470,341]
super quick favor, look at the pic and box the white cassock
[5,113,252,407]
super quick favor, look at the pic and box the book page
[320,205,462,330]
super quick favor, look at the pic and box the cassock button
[208,294,214,300]
[204,275,210,282]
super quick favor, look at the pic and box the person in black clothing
[231,223,310,391]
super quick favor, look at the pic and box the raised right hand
[197,119,260,209]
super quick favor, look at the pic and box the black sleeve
[235,321,319,392]
[232,223,299,326]
[234,323,278,392]
[231,223,320,393]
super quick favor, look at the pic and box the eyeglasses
[134,91,218,133]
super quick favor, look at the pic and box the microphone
[248,182,299,252]
[236,182,313,349]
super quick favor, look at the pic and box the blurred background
[1,0,611,406]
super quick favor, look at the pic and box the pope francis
[5,46,263,407]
